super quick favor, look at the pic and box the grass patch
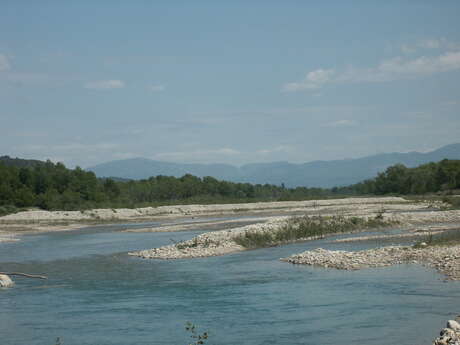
[233,215,393,249]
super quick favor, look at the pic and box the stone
[447,320,460,332]
[440,328,456,337]
[0,274,14,288]
[435,338,448,345]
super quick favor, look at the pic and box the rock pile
[433,318,460,345]
[282,244,460,280]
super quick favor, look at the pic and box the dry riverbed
[0,196,428,240]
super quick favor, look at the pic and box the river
[1,216,459,345]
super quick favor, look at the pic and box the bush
[0,205,20,216]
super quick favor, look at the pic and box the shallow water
[1,218,459,345]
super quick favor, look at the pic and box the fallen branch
[0,272,47,279]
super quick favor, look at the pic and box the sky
[1,1,460,168]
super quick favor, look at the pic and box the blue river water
[0,218,459,345]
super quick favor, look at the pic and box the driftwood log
[0,272,47,279]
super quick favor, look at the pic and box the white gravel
[282,244,460,280]
[0,196,414,222]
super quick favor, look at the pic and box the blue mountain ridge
[86,143,460,188]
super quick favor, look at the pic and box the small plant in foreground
[185,322,209,345]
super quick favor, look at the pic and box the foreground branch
[0,272,47,279]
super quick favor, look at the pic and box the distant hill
[87,158,240,182]
[0,155,45,168]
[86,143,460,188]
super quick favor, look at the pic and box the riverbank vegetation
[0,160,332,214]
[233,215,394,249]
[339,159,460,196]
[1,158,459,215]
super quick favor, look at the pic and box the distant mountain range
[86,143,460,188]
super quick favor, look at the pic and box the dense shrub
[336,159,460,195]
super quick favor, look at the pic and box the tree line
[0,160,329,212]
[1,159,459,214]
[337,159,460,195]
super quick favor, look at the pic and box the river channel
[1,216,459,345]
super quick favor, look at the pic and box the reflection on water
[0,218,459,345]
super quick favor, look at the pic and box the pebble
[0,274,14,288]
[433,319,460,345]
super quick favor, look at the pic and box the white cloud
[0,54,10,71]
[418,38,442,49]
[149,84,165,92]
[323,119,356,127]
[256,145,293,155]
[84,79,124,90]
[401,38,460,54]
[401,44,416,54]
[283,51,460,91]
[282,69,334,91]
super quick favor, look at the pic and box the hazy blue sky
[1,1,459,168]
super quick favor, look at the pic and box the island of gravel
[282,245,460,280]
[127,197,460,269]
